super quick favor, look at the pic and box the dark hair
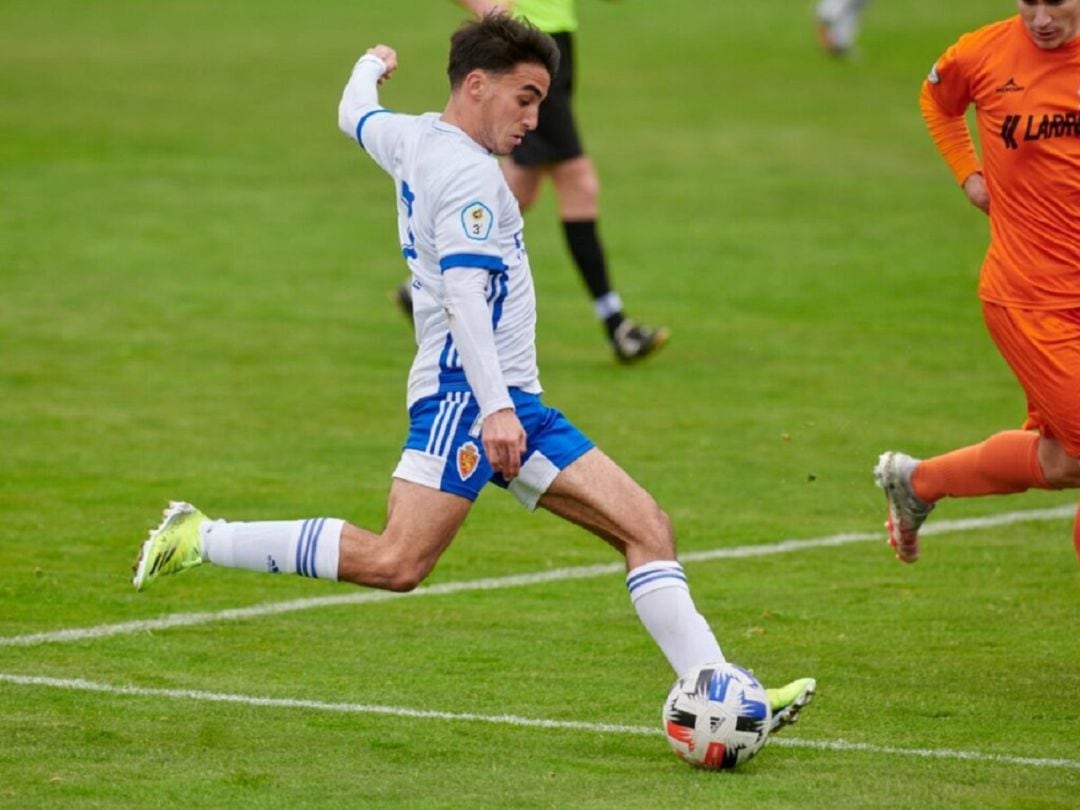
[447,12,560,89]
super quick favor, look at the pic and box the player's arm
[919,49,987,213]
[436,163,526,478]
[442,267,526,479]
[337,45,398,146]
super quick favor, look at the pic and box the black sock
[562,219,623,337]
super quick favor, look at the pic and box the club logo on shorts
[457,441,480,481]
[461,201,493,241]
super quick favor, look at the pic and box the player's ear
[463,69,488,101]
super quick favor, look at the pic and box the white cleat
[873,452,934,563]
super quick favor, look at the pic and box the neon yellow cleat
[132,501,207,591]
[766,677,816,734]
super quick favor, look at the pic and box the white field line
[1,673,1077,772]
[0,505,1072,650]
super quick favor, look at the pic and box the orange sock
[911,430,1050,503]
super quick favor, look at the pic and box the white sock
[593,291,623,320]
[626,560,724,675]
[201,517,343,580]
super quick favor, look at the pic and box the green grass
[1,1,1078,807]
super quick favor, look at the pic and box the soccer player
[399,0,669,364]
[816,0,871,56]
[875,0,1080,563]
[132,14,814,733]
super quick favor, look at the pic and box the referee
[438,0,670,363]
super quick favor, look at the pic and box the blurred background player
[816,0,871,56]
[398,0,669,364]
[875,0,1080,563]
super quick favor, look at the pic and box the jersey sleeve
[434,160,514,417]
[337,55,408,175]
[433,160,509,275]
[920,37,982,186]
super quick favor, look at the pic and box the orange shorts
[982,303,1080,457]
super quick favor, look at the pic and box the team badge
[457,441,481,481]
[461,201,493,241]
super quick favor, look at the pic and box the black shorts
[511,32,584,166]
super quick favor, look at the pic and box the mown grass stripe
[0,505,1072,649]
[2,673,1077,771]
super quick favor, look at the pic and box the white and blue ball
[662,662,771,770]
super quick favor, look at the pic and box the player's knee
[569,168,599,209]
[373,560,430,592]
[1039,443,1080,488]
[581,172,600,207]
[359,543,434,593]
[554,160,599,212]
[382,569,424,593]
[516,185,540,212]
[1047,456,1080,488]
[625,503,676,559]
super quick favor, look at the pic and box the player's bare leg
[540,448,814,730]
[550,158,669,362]
[538,446,674,567]
[500,158,545,213]
[1037,436,1080,488]
[336,480,472,591]
[133,480,472,593]
[505,157,669,363]
[548,156,599,221]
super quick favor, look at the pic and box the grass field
[2,1,1078,807]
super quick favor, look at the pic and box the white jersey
[339,57,542,417]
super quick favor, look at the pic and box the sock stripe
[626,561,684,586]
[295,520,311,575]
[297,518,328,578]
[626,569,688,595]
[626,563,687,596]
[306,517,326,579]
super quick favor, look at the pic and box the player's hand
[481,408,527,481]
[366,44,398,84]
[962,172,990,214]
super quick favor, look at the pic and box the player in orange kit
[874,0,1080,563]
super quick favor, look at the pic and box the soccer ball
[662,662,772,770]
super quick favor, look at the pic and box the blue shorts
[392,388,594,509]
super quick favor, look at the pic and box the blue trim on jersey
[439,253,508,273]
[488,272,509,329]
[400,182,418,259]
[438,335,460,376]
[356,108,391,150]
[400,181,416,217]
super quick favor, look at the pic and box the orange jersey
[920,17,1080,309]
